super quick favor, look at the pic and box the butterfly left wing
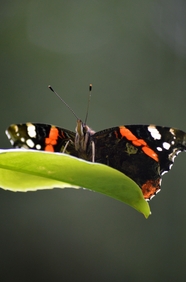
[6,123,78,157]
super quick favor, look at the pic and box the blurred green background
[1,1,186,281]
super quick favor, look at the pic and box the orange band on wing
[49,127,59,140]
[142,147,158,162]
[119,126,159,162]
[45,145,55,152]
[44,127,59,151]
[119,126,138,141]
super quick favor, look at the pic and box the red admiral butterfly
[5,87,186,201]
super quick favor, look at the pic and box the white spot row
[25,139,41,150]
[157,142,171,151]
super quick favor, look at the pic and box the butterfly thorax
[75,119,95,160]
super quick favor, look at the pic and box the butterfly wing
[6,123,78,157]
[92,125,186,200]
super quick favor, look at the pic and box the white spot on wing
[161,170,168,176]
[36,144,41,150]
[148,125,161,140]
[157,147,162,151]
[163,142,171,150]
[170,128,175,135]
[10,139,14,145]
[5,130,11,139]
[14,125,18,132]
[20,137,25,142]
[27,123,36,138]
[26,139,35,148]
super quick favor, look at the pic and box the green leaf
[0,149,150,218]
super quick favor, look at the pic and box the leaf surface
[0,149,150,217]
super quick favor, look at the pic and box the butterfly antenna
[84,84,92,124]
[48,85,79,120]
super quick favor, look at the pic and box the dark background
[1,1,186,281]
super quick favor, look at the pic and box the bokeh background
[1,1,186,281]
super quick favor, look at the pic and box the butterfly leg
[62,140,70,153]
[91,141,95,162]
